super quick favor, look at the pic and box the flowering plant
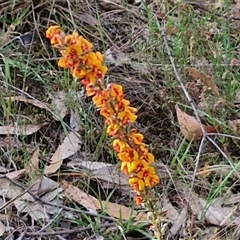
[46,25,163,239]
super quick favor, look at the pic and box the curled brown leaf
[176,105,217,141]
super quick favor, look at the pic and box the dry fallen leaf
[0,179,49,221]
[102,201,147,221]
[79,13,98,27]
[181,189,238,226]
[233,1,240,19]
[26,146,40,178]
[170,206,187,236]
[30,146,39,170]
[162,196,179,223]
[51,90,68,120]
[5,96,47,109]
[44,145,62,175]
[69,160,130,189]
[176,105,217,141]
[0,25,13,47]
[186,67,220,95]
[0,177,63,220]
[0,220,5,236]
[98,0,122,10]
[61,180,99,209]
[70,109,82,131]
[61,180,147,221]
[30,176,60,195]
[0,136,20,148]
[44,132,82,174]
[15,200,49,220]
[0,123,47,135]
[6,169,26,179]
[0,166,9,173]
[228,119,240,134]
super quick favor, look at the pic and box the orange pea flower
[46,25,160,206]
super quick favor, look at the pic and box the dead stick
[25,222,116,237]
[0,182,37,212]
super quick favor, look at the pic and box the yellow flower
[106,121,120,136]
[58,45,84,69]
[63,32,79,45]
[117,147,139,162]
[72,66,90,78]
[129,177,145,191]
[100,108,114,119]
[116,99,130,109]
[85,66,106,83]
[85,84,96,96]
[108,84,124,102]
[135,193,143,204]
[141,152,155,164]
[82,52,108,82]
[46,25,160,198]
[118,106,138,124]
[58,57,68,68]
[112,139,128,152]
[46,25,63,39]
[135,159,150,171]
[150,174,160,187]
[121,159,140,173]
[92,90,109,108]
[129,130,144,145]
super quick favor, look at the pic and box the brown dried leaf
[30,146,40,171]
[6,169,25,179]
[44,132,82,175]
[61,180,100,209]
[15,200,49,220]
[0,123,47,135]
[61,180,147,221]
[0,179,49,221]
[182,189,238,226]
[170,207,187,236]
[228,119,240,134]
[28,146,39,171]
[186,67,220,95]
[0,27,11,47]
[233,1,240,19]
[176,105,217,141]
[70,109,82,131]
[105,48,130,67]
[30,176,60,195]
[102,201,147,221]
[0,136,20,148]
[99,0,121,10]
[71,160,130,190]
[51,91,68,120]
[5,96,47,109]
[0,220,5,236]
[79,13,98,27]
[44,146,61,175]
[162,196,179,222]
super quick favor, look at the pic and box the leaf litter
[50,90,69,120]
[175,104,217,141]
[44,131,82,175]
[181,188,240,227]
[61,180,147,221]
[68,160,130,189]
[5,95,48,109]
[0,122,48,135]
